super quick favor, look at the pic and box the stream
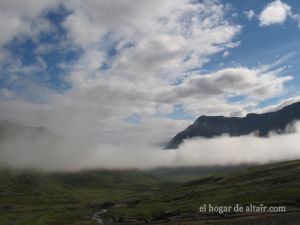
[92,209,108,224]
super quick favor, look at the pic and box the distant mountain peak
[166,102,300,149]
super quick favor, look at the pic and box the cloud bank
[0,119,300,171]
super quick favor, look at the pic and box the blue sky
[0,0,300,127]
[201,0,300,108]
[205,0,300,81]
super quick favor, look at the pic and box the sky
[0,0,300,170]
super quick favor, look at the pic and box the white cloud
[222,50,229,58]
[60,0,241,79]
[0,0,242,121]
[175,67,292,117]
[1,119,300,170]
[171,126,300,167]
[244,10,255,21]
[161,67,292,106]
[256,96,300,114]
[259,0,292,26]
[0,0,60,45]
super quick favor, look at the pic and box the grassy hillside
[101,160,300,223]
[0,169,164,225]
[0,160,300,225]
[149,164,253,182]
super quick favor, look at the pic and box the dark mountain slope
[0,120,54,141]
[166,102,300,149]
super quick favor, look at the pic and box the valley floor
[1,159,300,225]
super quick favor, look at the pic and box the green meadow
[0,160,300,225]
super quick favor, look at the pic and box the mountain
[166,102,300,149]
[0,120,58,142]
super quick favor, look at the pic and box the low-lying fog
[0,119,300,171]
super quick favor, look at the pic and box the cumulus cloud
[1,0,285,123]
[0,0,60,44]
[0,1,247,119]
[153,67,293,116]
[175,67,292,99]
[62,0,241,78]
[259,0,292,26]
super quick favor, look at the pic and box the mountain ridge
[166,102,300,149]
